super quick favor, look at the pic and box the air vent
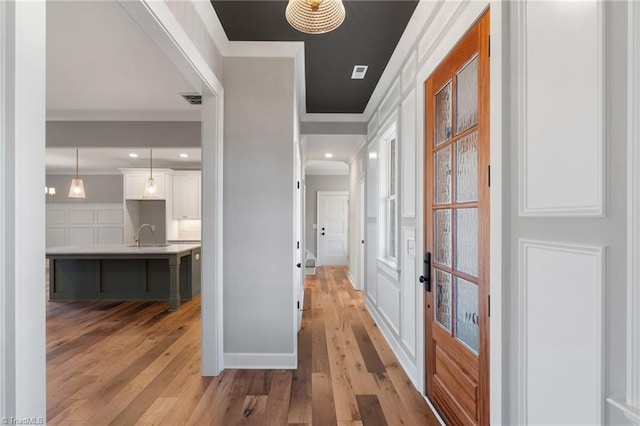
[351,65,368,80]
[180,93,202,105]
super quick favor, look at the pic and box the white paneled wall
[46,203,124,247]
[366,221,378,303]
[377,272,400,334]
[518,1,604,216]
[518,240,604,425]
[400,90,416,218]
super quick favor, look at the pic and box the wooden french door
[424,11,490,426]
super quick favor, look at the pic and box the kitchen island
[46,243,201,311]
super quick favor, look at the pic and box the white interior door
[317,191,349,266]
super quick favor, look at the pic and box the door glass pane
[455,277,479,354]
[435,82,452,145]
[434,209,452,267]
[435,269,452,331]
[455,131,478,203]
[434,145,451,205]
[455,208,478,277]
[456,56,478,134]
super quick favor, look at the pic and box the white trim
[607,398,640,425]
[622,1,640,420]
[489,2,505,424]
[0,0,6,416]
[346,271,358,290]
[223,352,297,370]
[119,0,225,376]
[517,240,604,425]
[365,298,418,387]
[516,0,605,217]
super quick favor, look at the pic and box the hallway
[46,267,439,425]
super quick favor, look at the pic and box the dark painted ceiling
[210,1,419,114]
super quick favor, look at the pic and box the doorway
[317,191,349,266]
[423,10,490,425]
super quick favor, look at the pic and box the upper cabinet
[172,171,201,220]
[121,169,170,200]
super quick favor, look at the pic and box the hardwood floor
[46,267,440,425]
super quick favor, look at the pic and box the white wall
[222,56,296,368]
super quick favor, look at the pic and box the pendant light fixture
[68,148,86,198]
[143,148,158,198]
[285,0,345,34]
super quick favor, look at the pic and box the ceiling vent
[351,65,368,80]
[180,93,202,105]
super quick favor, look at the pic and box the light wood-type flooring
[46,267,440,425]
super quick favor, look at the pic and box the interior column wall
[222,56,296,368]
[1,0,47,418]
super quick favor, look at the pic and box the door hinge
[488,165,491,187]
[297,241,300,249]
[297,301,300,309]
[488,295,491,317]
[297,181,300,189]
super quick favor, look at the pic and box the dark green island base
[46,244,201,311]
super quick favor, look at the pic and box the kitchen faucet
[134,224,156,247]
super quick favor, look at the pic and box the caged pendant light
[68,148,86,198]
[285,0,345,35]
[143,148,158,198]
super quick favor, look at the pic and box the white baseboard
[347,270,359,290]
[364,298,418,388]
[223,352,297,369]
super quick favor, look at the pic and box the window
[379,123,398,265]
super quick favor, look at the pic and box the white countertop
[46,243,201,256]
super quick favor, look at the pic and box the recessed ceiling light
[351,65,368,80]
[369,152,378,159]
[180,153,189,158]
[324,153,334,158]
[129,153,138,158]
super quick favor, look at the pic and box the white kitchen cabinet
[172,171,201,219]
[122,169,169,200]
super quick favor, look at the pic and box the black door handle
[321,232,325,236]
[361,240,365,244]
[419,252,431,292]
[296,263,301,268]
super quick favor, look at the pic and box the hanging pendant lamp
[143,148,158,198]
[285,0,345,34]
[68,148,86,198]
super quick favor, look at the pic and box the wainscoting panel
[518,1,604,216]
[46,203,124,247]
[401,226,417,357]
[518,240,604,425]
[377,271,400,335]
[68,227,95,246]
